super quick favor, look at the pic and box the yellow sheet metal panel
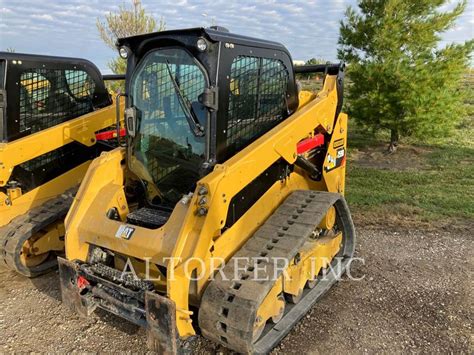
[0,161,90,226]
[0,98,124,186]
[64,148,126,262]
[323,113,348,194]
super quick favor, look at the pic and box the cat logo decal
[115,225,135,240]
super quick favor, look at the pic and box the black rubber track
[198,190,356,354]
[0,190,75,277]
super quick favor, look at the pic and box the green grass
[346,136,474,226]
[343,72,474,227]
[298,73,474,227]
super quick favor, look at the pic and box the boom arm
[0,99,124,186]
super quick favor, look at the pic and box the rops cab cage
[0,52,114,194]
[0,52,112,142]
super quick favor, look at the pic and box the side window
[19,68,95,134]
[65,69,95,98]
[19,71,52,132]
[227,56,289,154]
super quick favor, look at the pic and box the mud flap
[58,257,97,317]
[145,292,178,354]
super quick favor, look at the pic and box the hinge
[0,89,6,142]
[199,86,218,111]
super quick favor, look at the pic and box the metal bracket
[0,89,6,142]
[146,291,178,354]
[124,106,138,138]
[58,257,97,317]
[199,86,219,111]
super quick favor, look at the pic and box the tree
[306,58,325,65]
[97,0,165,80]
[296,58,327,80]
[338,0,473,152]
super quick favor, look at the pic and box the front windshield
[130,48,208,205]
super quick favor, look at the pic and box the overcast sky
[0,0,472,73]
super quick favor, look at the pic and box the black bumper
[58,257,178,353]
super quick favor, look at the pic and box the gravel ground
[1,225,472,353]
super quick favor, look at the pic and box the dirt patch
[1,225,472,353]
[349,144,432,171]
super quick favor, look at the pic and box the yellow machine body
[64,76,348,337]
[0,103,120,224]
[59,28,355,354]
[0,100,123,276]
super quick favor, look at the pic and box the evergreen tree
[338,0,473,152]
[296,58,327,80]
[97,0,165,88]
[305,58,326,79]
[306,58,325,65]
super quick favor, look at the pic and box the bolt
[294,253,301,265]
[7,180,19,188]
[198,186,208,196]
[197,207,208,216]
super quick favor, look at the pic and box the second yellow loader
[0,52,124,277]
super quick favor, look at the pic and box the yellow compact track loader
[59,27,356,353]
[0,52,123,277]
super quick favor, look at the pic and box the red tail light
[77,275,90,289]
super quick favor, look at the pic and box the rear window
[19,68,96,134]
